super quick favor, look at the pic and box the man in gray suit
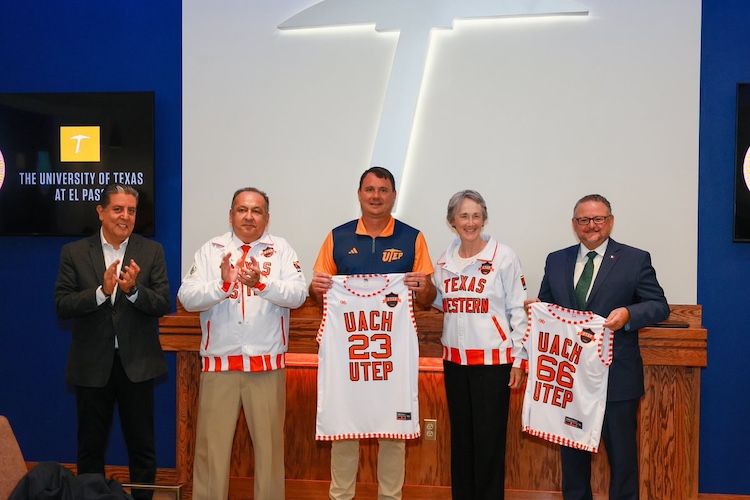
[54,184,170,498]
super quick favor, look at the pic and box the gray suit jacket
[54,233,170,387]
[538,239,669,401]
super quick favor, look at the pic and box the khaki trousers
[329,438,405,500]
[192,370,286,500]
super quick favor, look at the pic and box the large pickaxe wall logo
[280,0,588,198]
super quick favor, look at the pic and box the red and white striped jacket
[178,231,307,372]
[433,234,528,368]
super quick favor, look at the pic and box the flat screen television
[0,91,155,236]
[734,83,750,241]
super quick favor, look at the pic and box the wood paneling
[160,300,706,499]
[175,351,199,485]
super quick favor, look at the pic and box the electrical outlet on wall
[424,418,437,441]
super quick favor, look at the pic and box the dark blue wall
[1,0,750,494]
[0,2,181,467]
[698,0,750,494]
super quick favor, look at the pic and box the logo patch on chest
[382,248,403,262]
[578,328,595,344]
[384,292,401,308]
[479,262,493,275]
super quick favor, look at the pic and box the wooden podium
[159,301,706,499]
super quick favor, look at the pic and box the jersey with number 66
[521,302,613,452]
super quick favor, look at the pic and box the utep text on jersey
[522,302,613,452]
[343,306,395,382]
[316,273,420,440]
[531,327,589,409]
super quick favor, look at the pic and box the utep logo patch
[479,262,493,275]
[383,292,401,308]
[382,248,403,263]
[262,246,275,258]
[396,412,412,421]
[564,416,583,429]
[60,126,100,162]
[578,328,595,344]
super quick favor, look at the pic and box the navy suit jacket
[538,239,669,401]
[54,233,170,387]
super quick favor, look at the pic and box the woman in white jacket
[432,189,528,500]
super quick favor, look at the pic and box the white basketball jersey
[316,273,421,440]
[521,302,613,452]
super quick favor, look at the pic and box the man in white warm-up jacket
[178,187,307,500]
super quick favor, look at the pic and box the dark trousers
[561,398,641,500]
[76,352,156,499]
[444,360,512,500]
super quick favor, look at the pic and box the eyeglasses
[574,215,611,226]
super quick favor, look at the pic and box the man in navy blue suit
[532,194,669,500]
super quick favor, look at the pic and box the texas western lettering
[534,331,582,409]
[344,310,393,382]
[441,276,489,313]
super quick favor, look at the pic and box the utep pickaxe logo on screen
[60,126,100,162]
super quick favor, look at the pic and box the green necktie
[575,251,597,310]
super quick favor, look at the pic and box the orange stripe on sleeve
[312,232,338,275]
[413,232,435,275]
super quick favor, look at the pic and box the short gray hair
[446,190,488,225]
[100,184,139,208]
